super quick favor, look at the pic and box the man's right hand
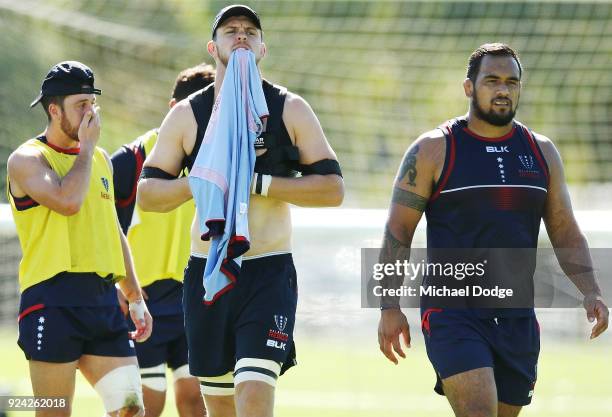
[378,308,411,365]
[78,105,101,148]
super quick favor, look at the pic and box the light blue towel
[188,48,269,304]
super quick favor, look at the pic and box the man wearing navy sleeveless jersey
[137,5,344,417]
[377,43,608,417]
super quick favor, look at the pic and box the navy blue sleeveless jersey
[425,117,549,317]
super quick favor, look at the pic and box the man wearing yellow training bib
[112,63,214,417]
[7,61,152,417]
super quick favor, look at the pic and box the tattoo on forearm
[398,145,419,186]
[379,225,411,308]
[392,187,427,212]
[384,225,405,249]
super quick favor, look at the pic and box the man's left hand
[583,293,609,339]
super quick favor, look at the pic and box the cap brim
[30,93,43,108]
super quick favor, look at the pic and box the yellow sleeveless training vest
[127,129,195,287]
[8,138,125,292]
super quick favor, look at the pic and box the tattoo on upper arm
[392,187,427,212]
[398,145,419,186]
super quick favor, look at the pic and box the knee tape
[233,358,280,388]
[172,364,192,382]
[140,363,167,392]
[199,372,234,396]
[94,365,144,415]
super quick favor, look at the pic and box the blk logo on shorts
[266,339,286,350]
[101,177,109,192]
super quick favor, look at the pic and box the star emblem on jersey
[497,158,506,183]
[38,317,45,324]
[274,315,288,332]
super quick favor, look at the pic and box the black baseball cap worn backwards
[30,61,101,108]
[211,4,262,38]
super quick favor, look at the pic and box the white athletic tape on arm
[251,173,259,195]
[260,174,272,197]
[129,299,145,321]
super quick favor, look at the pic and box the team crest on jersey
[100,177,111,200]
[274,314,288,332]
[101,177,109,192]
[518,155,535,170]
[518,155,540,179]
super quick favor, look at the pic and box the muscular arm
[539,134,608,338]
[378,131,444,364]
[7,109,100,216]
[379,136,441,307]
[265,93,344,207]
[137,101,194,212]
[103,151,152,342]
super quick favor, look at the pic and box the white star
[37,333,43,339]
[37,347,41,351]
[498,164,504,169]
[497,157,503,162]
[37,325,44,331]
[500,170,505,174]
[38,317,45,324]
[37,340,42,345]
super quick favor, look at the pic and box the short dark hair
[467,43,522,83]
[40,95,66,122]
[171,63,216,101]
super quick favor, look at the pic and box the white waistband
[190,250,290,261]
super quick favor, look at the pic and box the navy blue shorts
[18,305,135,363]
[129,313,187,369]
[183,254,298,377]
[421,309,540,406]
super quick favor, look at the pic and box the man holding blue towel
[137,5,344,417]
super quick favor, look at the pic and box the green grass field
[1,329,610,417]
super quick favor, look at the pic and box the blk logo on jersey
[486,146,509,153]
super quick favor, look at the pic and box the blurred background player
[6,61,152,417]
[111,63,215,417]
[377,43,609,417]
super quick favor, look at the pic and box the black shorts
[183,253,298,377]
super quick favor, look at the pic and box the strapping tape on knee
[94,365,144,416]
[140,363,167,392]
[234,358,281,387]
[199,372,235,396]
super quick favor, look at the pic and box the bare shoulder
[7,143,45,175]
[284,90,311,113]
[282,91,319,129]
[532,131,562,166]
[409,128,446,165]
